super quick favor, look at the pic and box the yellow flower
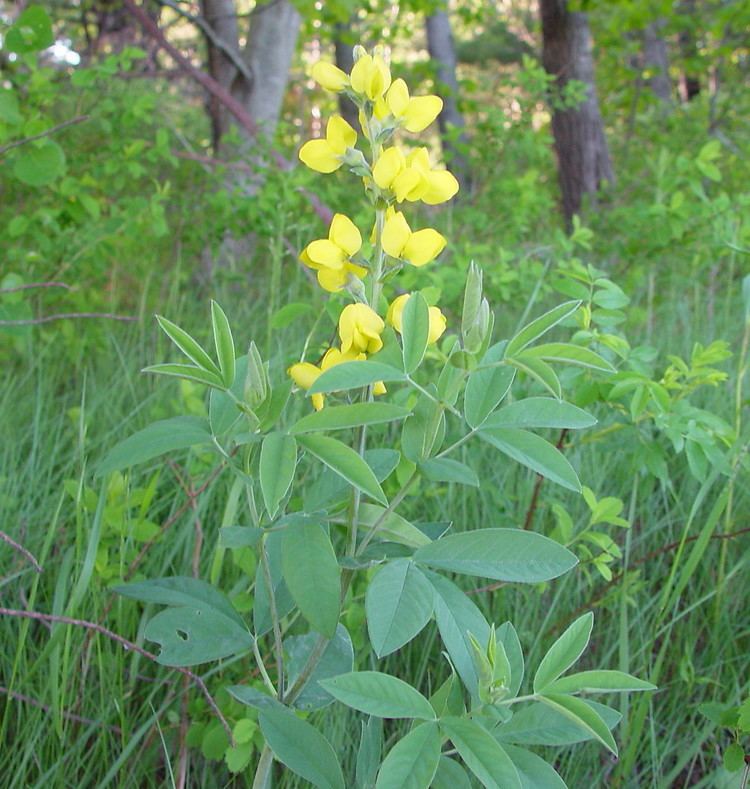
[288,347,365,410]
[372,146,459,204]
[299,115,357,174]
[300,214,367,292]
[387,294,447,344]
[311,61,349,92]
[350,52,391,101]
[383,79,443,133]
[381,209,446,267]
[339,303,385,354]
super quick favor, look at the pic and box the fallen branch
[0,531,43,573]
[0,312,137,326]
[0,607,233,744]
[0,116,89,156]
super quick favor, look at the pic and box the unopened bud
[352,45,367,63]
[462,261,484,351]
[244,341,268,408]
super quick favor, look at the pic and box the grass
[1,259,748,788]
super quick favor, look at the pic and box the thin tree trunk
[236,0,301,141]
[643,20,672,104]
[540,0,614,225]
[334,21,359,130]
[200,0,242,146]
[425,5,471,193]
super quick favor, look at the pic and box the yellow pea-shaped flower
[299,115,357,174]
[385,78,443,133]
[382,210,446,267]
[311,61,349,92]
[339,303,385,354]
[350,52,391,101]
[300,213,367,292]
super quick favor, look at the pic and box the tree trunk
[334,21,360,130]
[540,0,614,224]
[642,20,672,104]
[200,0,242,146]
[235,0,301,141]
[678,0,701,101]
[425,5,471,193]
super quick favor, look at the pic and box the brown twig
[0,312,136,326]
[0,115,89,156]
[0,282,72,295]
[0,685,122,733]
[0,608,233,744]
[0,530,43,573]
[523,428,569,531]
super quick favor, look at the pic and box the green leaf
[415,529,578,583]
[259,708,345,789]
[227,685,286,712]
[533,613,594,692]
[97,416,212,475]
[538,694,618,755]
[375,722,441,789]
[13,140,65,186]
[431,756,473,789]
[502,744,568,788]
[281,522,340,637]
[464,342,516,428]
[211,301,235,387]
[155,315,221,376]
[401,292,430,374]
[297,434,387,505]
[496,622,525,698]
[115,577,252,667]
[523,343,615,373]
[484,398,596,430]
[309,361,406,394]
[496,700,621,746]
[546,670,656,694]
[505,301,580,357]
[259,433,297,517]
[366,559,434,657]
[357,503,431,549]
[479,427,581,492]
[271,302,314,329]
[319,671,436,720]
[142,363,225,388]
[356,717,383,789]
[440,717,521,789]
[507,355,562,399]
[285,625,354,711]
[428,572,490,695]
[290,403,410,434]
[419,458,479,487]
[724,742,745,772]
[5,6,54,53]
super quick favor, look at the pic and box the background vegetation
[1,0,748,786]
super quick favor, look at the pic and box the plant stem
[252,745,274,789]
[259,535,284,700]
[357,470,419,555]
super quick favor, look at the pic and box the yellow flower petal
[311,61,349,92]
[339,303,385,354]
[428,306,447,344]
[321,347,365,370]
[386,293,410,334]
[317,268,349,292]
[372,147,405,189]
[329,214,362,257]
[350,54,373,96]
[403,95,443,132]
[382,211,412,258]
[393,167,427,202]
[406,147,432,174]
[299,139,340,173]
[372,53,392,98]
[288,361,321,390]
[312,393,325,411]
[401,228,447,266]
[386,78,410,117]
[373,381,387,396]
[373,96,389,120]
[422,169,460,204]
[299,247,315,269]
[306,239,347,269]
[346,261,369,278]
[326,115,357,153]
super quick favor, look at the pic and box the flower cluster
[289,46,456,409]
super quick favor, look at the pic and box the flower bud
[244,341,268,408]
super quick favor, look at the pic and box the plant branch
[0,312,136,326]
[0,281,71,295]
[0,115,89,156]
[0,531,42,573]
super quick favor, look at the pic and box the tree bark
[236,0,301,141]
[540,0,614,224]
[425,5,471,193]
[642,20,672,104]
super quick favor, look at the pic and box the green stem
[259,535,284,700]
[357,470,419,555]
[252,745,274,789]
